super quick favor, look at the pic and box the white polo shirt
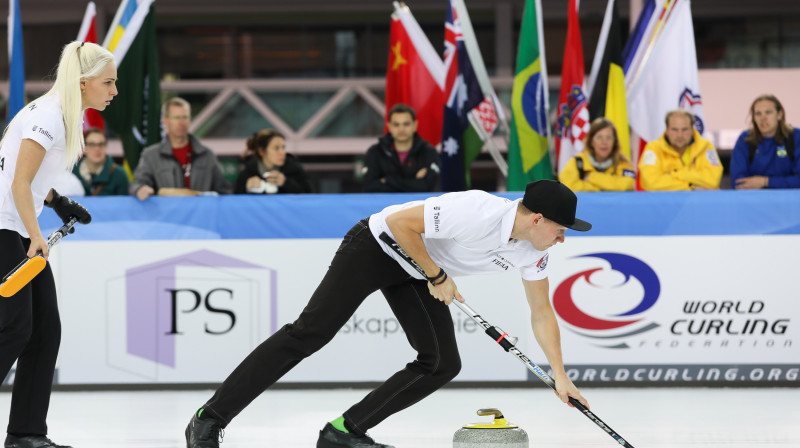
[369,190,550,281]
[0,95,68,237]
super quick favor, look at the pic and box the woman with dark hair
[72,127,129,195]
[730,94,800,189]
[234,129,311,194]
[558,117,635,192]
[0,40,116,448]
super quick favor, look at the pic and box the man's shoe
[316,422,395,448]
[185,413,224,448]
[4,435,72,448]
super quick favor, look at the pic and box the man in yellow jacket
[638,110,723,190]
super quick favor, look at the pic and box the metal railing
[1,77,515,160]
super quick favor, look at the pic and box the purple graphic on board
[124,250,276,367]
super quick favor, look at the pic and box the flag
[440,0,484,191]
[77,1,105,131]
[451,0,507,182]
[385,3,444,147]
[100,0,161,173]
[448,0,506,186]
[622,0,659,79]
[507,0,553,190]
[6,0,25,124]
[627,0,704,146]
[554,0,589,173]
[587,0,631,160]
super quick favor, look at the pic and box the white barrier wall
[49,235,798,386]
[5,191,796,387]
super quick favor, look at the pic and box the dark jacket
[362,133,439,192]
[72,156,130,196]
[234,154,312,194]
[129,135,231,195]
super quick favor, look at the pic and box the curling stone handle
[476,408,504,419]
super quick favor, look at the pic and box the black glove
[45,189,92,233]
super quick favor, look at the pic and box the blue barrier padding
[36,190,800,240]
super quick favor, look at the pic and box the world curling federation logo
[553,253,660,349]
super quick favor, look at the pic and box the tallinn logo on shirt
[433,206,441,232]
[32,125,54,141]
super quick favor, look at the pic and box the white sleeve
[423,191,496,242]
[19,105,65,152]
[519,252,549,281]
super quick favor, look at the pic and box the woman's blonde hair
[2,41,115,169]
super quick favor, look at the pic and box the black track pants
[203,219,461,432]
[0,230,61,435]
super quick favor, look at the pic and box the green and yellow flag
[507,0,553,190]
[101,0,162,174]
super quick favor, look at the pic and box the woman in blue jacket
[730,94,800,189]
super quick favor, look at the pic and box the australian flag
[440,0,484,191]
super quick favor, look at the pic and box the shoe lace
[202,422,225,443]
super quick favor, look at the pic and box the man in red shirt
[130,97,230,200]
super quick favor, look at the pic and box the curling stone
[453,408,529,448]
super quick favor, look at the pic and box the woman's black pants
[0,230,61,436]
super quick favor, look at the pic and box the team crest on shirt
[641,151,657,166]
[777,146,788,158]
[706,149,720,166]
[536,253,549,272]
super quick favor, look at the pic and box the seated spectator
[72,127,129,195]
[235,129,311,194]
[362,103,439,192]
[558,118,635,192]
[638,109,722,190]
[730,94,800,189]
[130,97,231,200]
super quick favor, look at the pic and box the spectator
[362,104,439,192]
[130,97,230,200]
[638,109,723,191]
[235,129,311,194]
[558,118,635,192]
[730,94,800,189]
[72,127,129,195]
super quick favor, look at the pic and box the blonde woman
[559,118,635,192]
[0,41,116,448]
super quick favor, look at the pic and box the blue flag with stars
[440,0,484,191]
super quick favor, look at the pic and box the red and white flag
[554,0,590,173]
[385,3,444,146]
[77,1,105,131]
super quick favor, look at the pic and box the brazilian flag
[507,0,554,191]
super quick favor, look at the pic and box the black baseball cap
[522,180,592,232]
